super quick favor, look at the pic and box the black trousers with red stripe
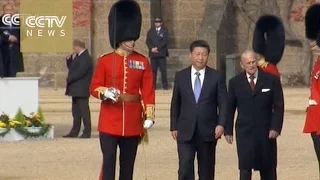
[99,132,140,180]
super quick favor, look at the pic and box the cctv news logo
[2,14,67,37]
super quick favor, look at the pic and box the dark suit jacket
[0,14,24,73]
[65,49,93,97]
[225,70,284,170]
[170,66,228,142]
[145,26,169,58]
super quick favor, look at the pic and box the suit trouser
[99,132,140,180]
[311,132,320,175]
[150,57,168,88]
[0,58,3,77]
[177,130,216,180]
[69,97,91,135]
[2,60,16,77]
[239,168,277,180]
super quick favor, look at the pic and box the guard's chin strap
[121,42,135,51]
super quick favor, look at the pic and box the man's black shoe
[79,134,91,139]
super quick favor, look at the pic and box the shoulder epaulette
[133,50,147,58]
[99,51,113,58]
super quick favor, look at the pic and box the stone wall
[160,0,315,85]
[0,0,151,88]
[233,0,313,85]
[1,0,316,87]
[0,0,93,88]
[161,0,206,49]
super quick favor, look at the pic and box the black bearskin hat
[305,4,320,45]
[108,0,142,49]
[252,14,285,65]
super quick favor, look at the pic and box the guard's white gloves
[309,99,318,106]
[143,119,154,129]
[103,89,117,101]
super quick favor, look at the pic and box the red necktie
[249,75,255,90]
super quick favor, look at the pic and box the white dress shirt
[191,66,206,90]
[156,27,161,35]
[78,49,86,56]
[246,70,258,84]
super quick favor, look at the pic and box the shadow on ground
[51,123,99,139]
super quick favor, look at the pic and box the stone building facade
[0,0,315,87]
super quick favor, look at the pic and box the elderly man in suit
[170,40,227,180]
[225,50,284,180]
[146,17,169,90]
[63,39,93,139]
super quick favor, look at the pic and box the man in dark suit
[170,40,227,180]
[0,4,24,77]
[225,50,284,180]
[64,39,93,139]
[146,17,169,90]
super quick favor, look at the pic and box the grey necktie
[194,72,201,103]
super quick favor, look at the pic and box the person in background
[170,40,227,180]
[146,17,169,90]
[63,39,93,139]
[303,4,320,179]
[225,50,284,180]
[0,4,23,77]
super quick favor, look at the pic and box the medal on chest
[128,60,145,70]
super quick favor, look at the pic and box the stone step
[168,49,190,57]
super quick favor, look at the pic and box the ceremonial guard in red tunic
[303,4,320,177]
[252,15,285,77]
[89,1,155,179]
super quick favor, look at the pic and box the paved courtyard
[0,87,318,180]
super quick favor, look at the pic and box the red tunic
[303,58,320,134]
[89,49,155,137]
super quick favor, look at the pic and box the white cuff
[309,99,318,105]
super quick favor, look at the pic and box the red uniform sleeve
[266,64,280,77]
[141,58,155,121]
[90,57,106,100]
[259,64,280,77]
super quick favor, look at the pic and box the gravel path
[0,87,317,180]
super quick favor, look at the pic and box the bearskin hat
[252,14,285,65]
[305,4,320,46]
[108,0,142,49]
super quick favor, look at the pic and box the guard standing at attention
[89,0,156,179]
[303,4,320,179]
